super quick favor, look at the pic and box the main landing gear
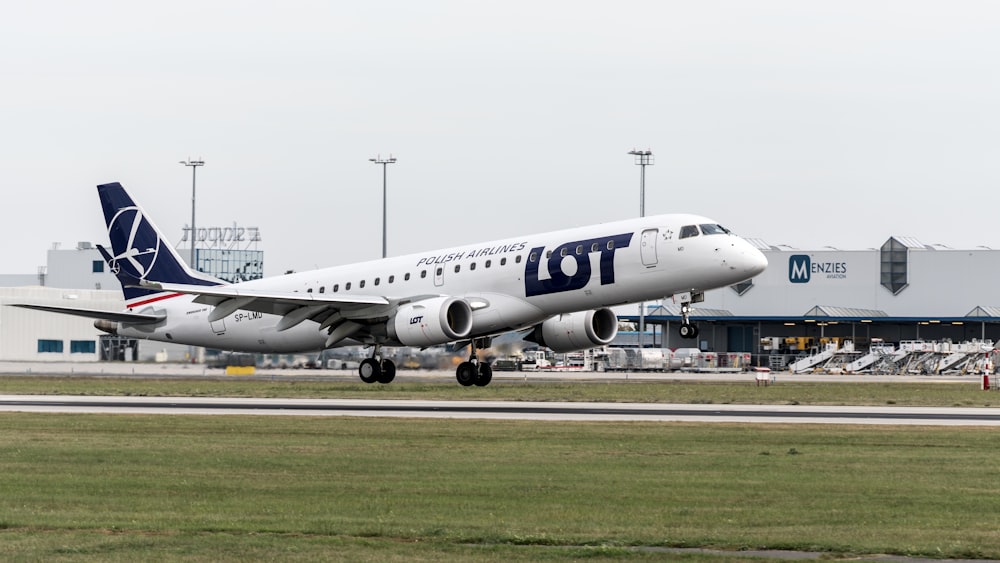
[358,345,396,384]
[356,341,494,387]
[455,338,492,387]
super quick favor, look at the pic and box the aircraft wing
[9,304,164,324]
[139,281,392,323]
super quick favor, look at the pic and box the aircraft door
[434,265,445,287]
[640,228,658,267]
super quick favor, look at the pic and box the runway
[2,395,999,425]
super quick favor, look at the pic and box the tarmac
[0,360,984,385]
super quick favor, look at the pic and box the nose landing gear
[674,291,704,339]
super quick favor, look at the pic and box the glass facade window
[38,339,63,353]
[880,238,908,295]
[194,249,263,283]
[70,340,96,354]
[731,280,753,296]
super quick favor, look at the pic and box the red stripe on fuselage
[127,292,184,308]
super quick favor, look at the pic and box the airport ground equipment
[788,342,841,373]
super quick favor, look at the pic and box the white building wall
[0,287,123,361]
[45,245,120,290]
[700,247,1000,317]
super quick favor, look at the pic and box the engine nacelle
[388,296,474,347]
[525,308,618,353]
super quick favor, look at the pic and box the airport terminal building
[2,233,1000,367]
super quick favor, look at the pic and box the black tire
[377,359,396,384]
[456,362,477,386]
[359,358,381,384]
[679,323,698,339]
[475,363,493,387]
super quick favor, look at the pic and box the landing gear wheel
[359,358,381,384]
[474,363,493,387]
[377,359,396,384]
[456,361,477,387]
[679,323,699,339]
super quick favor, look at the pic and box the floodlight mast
[628,149,654,218]
[369,154,397,259]
[628,149,654,348]
[179,158,205,268]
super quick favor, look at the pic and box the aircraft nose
[745,245,768,276]
[730,239,768,278]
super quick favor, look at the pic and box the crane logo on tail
[106,206,161,280]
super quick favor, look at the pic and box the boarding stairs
[845,344,897,373]
[788,343,839,374]
[933,352,968,374]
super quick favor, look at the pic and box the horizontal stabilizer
[8,303,164,324]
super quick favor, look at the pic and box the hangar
[621,236,1000,368]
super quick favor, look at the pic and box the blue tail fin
[97,182,223,302]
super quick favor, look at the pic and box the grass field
[1,376,999,560]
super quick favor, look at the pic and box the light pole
[628,149,654,348]
[628,149,653,217]
[369,154,396,258]
[179,158,205,269]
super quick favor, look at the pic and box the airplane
[14,182,767,386]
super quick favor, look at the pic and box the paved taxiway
[2,395,999,425]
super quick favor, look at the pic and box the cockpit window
[700,224,731,236]
[679,225,700,239]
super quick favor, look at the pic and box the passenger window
[345,282,352,290]
[388,275,395,283]
[559,248,567,258]
[575,245,583,255]
[420,270,427,279]
[529,252,537,263]
[319,287,325,293]
[606,240,615,250]
[333,284,339,292]
[360,280,366,289]
[501,257,507,266]
[454,264,461,273]
[374,278,380,286]
[307,288,313,293]
[470,263,476,271]
[405,273,411,281]
[546,250,553,259]
[516,255,522,264]
[485,260,491,268]
[591,243,599,252]
[436,267,442,276]
[680,225,700,239]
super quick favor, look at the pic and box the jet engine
[388,296,474,347]
[524,308,618,353]
[94,319,119,335]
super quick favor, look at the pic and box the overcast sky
[2,1,998,277]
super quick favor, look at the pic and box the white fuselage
[117,213,767,353]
